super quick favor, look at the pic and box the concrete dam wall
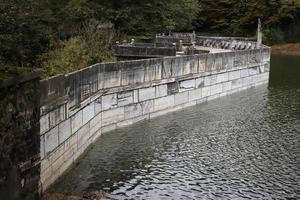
[39,38,271,190]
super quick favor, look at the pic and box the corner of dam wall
[39,45,271,190]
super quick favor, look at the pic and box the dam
[0,33,272,199]
[39,34,271,191]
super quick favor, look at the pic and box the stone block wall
[196,36,259,50]
[40,47,271,190]
[116,45,176,60]
[0,72,41,200]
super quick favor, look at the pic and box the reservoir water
[50,55,300,199]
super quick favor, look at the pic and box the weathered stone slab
[144,59,163,82]
[44,126,59,155]
[202,86,211,97]
[172,57,184,77]
[94,97,102,114]
[198,54,207,72]
[139,87,156,102]
[195,77,204,88]
[155,84,167,98]
[241,69,249,77]
[102,93,117,110]
[179,79,195,92]
[77,123,90,149]
[40,136,45,159]
[102,107,124,126]
[90,112,102,136]
[154,95,174,111]
[259,65,265,73]
[71,110,83,134]
[49,105,66,128]
[142,100,154,115]
[249,66,259,75]
[217,72,229,83]
[174,91,189,106]
[229,70,241,80]
[204,75,217,86]
[120,61,145,85]
[118,91,134,106]
[231,79,243,89]
[162,57,172,78]
[210,84,223,95]
[242,76,252,86]
[222,82,232,92]
[103,64,121,88]
[83,102,95,125]
[189,88,202,102]
[58,119,71,145]
[124,104,143,119]
[133,89,139,103]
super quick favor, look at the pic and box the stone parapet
[39,46,271,190]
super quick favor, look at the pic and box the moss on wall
[0,73,41,200]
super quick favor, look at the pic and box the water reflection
[50,55,300,199]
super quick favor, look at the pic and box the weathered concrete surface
[39,37,271,191]
[116,44,176,60]
[0,72,41,200]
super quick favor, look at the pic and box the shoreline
[272,43,300,56]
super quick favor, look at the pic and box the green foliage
[0,0,53,68]
[194,0,300,38]
[263,27,285,45]
[79,21,116,64]
[1,0,300,76]
[41,37,91,77]
[41,22,117,77]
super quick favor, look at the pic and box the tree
[194,0,300,37]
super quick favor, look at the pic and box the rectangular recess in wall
[167,82,179,95]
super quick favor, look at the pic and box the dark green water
[51,55,300,199]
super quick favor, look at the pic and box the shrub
[263,27,285,45]
[41,36,92,77]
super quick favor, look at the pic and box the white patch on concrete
[229,70,241,80]
[174,91,189,106]
[154,95,174,111]
[217,72,229,83]
[241,69,249,77]
[102,93,117,110]
[210,84,223,95]
[44,126,59,155]
[189,88,202,102]
[142,100,154,115]
[202,86,211,97]
[83,103,95,125]
[102,107,124,126]
[58,119,71,145]
[139,87,156,102]
[156,84,168,98]
[71,110,83,134]
[179,79,195,92]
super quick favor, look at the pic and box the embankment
[272,43,300,56]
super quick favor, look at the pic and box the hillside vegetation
[1,0,299,76]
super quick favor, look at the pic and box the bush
[79,21,116,64]
[41,21,117,78]
[41,37,92,77]
[263,27,285,45]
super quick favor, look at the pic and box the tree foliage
[195,0,300,37]
[0,0,299,75]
